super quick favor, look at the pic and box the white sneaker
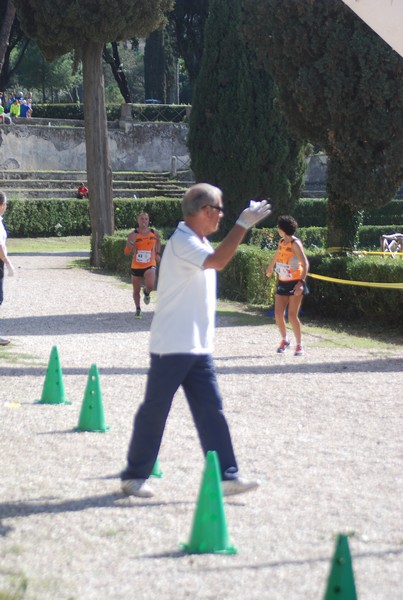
[221,477,260,497]
[121,479,154,498]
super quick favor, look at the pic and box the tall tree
[169,0,209,97]
[0,8,30,92]
[243,0,403,250]
[13,0,174,266]
[0,0,16,73]
[103,42,132,103]
[144,21,178,103]
[188,0,305,228]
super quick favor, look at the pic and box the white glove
[6,262,15,276]
[236,200,272,230]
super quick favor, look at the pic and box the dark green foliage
[243,0,403,248]
[250,227,327,250]
[101,234,131,274]
[144,21,178,103]
[218,245,276,305]
[114,198,182,230]
[5,198,90,236]
[4,197,182,237]
[31,103,188,122]
[13,0,174,62]
[188,0,306,228]
[305,255,403,329]
[169,0,209,92]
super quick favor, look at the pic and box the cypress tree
[188,0,306,230]
[243,0,403,250]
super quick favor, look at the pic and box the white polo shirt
[0,216,7,250]
[149,222,216,355]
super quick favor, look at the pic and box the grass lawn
[7,236,91,253]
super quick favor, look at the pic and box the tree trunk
[326,195,363,252]
[326,157,363,253]
[82,40,114,267]
[103,42,132,103]
[0,1,16,72]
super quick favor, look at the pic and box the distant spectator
[9,99,20,119]
[76,183,89,199]
[0,92,3,106]
[0,104,4,124]
[19,100,32,118]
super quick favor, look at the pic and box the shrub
[304,254,403,328]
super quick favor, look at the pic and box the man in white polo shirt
[121,183,271,498]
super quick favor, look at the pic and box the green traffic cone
[75,364,109,432]
[151,457,163,478]
[36,346,71,405]
[181,451,237,555]
[324,534,357,600]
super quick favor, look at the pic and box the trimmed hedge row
[304,254,403,328]
[101,234,403,330]
[251,198,402,228]
[4,197,401,249]
[4,197,182,238]
[250,225,403,250]
[32,103,189,123]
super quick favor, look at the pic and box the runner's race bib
[275,262,293,279]
[136,250,152,263]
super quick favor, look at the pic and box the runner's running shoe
[277,339,290,353]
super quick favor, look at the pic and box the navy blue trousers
[121,353,238,481]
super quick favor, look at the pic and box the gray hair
[0,191,7,206]
[182,183,222,216]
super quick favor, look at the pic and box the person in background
[266,215,309,356]
[121,184,271,498]
[9,98,20,119]
[76,183,89,199]
[124,212,160,319]
[0,192,15,346]
[0,103,4,124]
[19,100,32,118]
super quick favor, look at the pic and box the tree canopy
[243,0,403,248]
[188,0,306,228]
[13,0,174,265]
[14,0,173,61]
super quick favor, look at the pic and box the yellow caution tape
[308,272,403,289]
[352,250,403,256]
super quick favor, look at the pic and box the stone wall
[0,121,189,172]
[0,119,327,185]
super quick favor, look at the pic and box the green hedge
[304,254,403,328]
[4,197,182,237]
[290,198,403,227]
[32,103,189,123]
[101,233,403,329]
[5,198,90,236]
[250,225,403,250]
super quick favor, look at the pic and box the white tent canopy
[341,0,403,58]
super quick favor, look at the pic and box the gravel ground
[0,252,402,600]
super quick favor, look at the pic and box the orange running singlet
[131,229,158,270]
[275,238,303,281]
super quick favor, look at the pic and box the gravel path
[0,252,402,600]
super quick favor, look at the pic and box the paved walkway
[0,252,402,600]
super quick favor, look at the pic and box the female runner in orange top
[124,212,161,318]
[266,215,309,356]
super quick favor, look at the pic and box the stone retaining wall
[0,121,189,173]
